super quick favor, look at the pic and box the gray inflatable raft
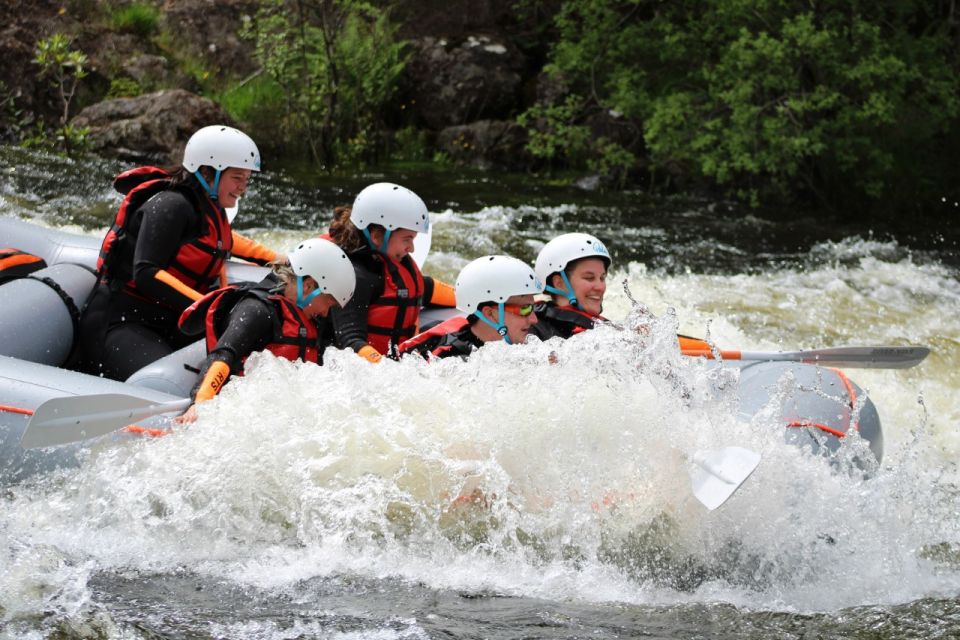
[0,216,883,484]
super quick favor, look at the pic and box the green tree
[522,0,960,214]
[245,0,407,167]
[33,33,90,154]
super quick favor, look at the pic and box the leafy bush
[33,33,89,154]
[110,2,161,37]
[105,76,142,99]
[522,0,960,213]
[244,0,408,167]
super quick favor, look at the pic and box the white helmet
[455,255,543,315]
[182,125,261,173]
[288,238,356,307]
[534,232,611,286]
[350,182,430,233]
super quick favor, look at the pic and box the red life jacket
[97,166,233,300]
[0,248,47,284]
[366,253,425,357]
[179,282,319,370]
[398,315,472,358]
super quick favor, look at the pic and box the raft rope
[786,367,860,438]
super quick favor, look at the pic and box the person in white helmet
[175,238,356,422]
[325,183,456,362]
[399,255,543,359]
[76,125,282,381]
[530,232,612,341]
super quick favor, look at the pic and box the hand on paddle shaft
[681,345,930,369]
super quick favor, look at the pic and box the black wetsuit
[527,301,599,341]
[330,246,438,356]
[77,181,222,380]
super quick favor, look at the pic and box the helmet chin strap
[473,303,512,345]
[193,169,223,200]
[296,276,322,309]
[544,271,580,309]
[362,227,393,254]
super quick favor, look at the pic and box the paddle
[688,446,761,510]
[680,345,929,369]
[20,393,190,449]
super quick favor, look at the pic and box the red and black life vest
[0,248,47,284]
[179,281,319,370]
[97,166,233,299]
[399,315,478,359]
[366,253,425,357]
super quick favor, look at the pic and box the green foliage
[389,126,431,162]
[33,33,89,155]
[244,0,408,167]
[110,2,161,37]
[527,0,960,213]
[105,76,142,99]
[518,94,637,186]
[218,72,285,131]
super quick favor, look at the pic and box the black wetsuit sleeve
[422,276,435,306]
[132,191,198,310]
[329,262,381,352]
[206,297,276,371]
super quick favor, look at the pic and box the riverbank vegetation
[4,0,957,220]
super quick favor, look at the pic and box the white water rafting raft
[0,215,928,493]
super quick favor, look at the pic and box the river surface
[1,146,959,639]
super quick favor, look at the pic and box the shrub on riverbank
[521,0,960,216]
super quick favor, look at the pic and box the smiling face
[216,167,252,209]
[552,257,607,316]
[369,227,417,262]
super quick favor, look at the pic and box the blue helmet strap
[193,169,223,200]
[544,271,579,309]
[296,276,322,309]
[362,227,392,254]
[474,302,512,345]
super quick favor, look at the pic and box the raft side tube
[0,262,97,365]
[736,361,883,466]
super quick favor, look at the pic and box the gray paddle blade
[796,345,930,369]
[689,446,761,511]
[20,393,190,449]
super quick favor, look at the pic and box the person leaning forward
[175,238,356,423]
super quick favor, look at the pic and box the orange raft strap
[122,425,170,438]
[785,367,859,438]
[0,404,34,416]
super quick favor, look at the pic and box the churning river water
[1,146,959,639]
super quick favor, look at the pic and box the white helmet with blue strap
[455,255,543,344]
[288,238,356,309]
[350,182,430,254]
[534,233,611,309]
[182,125,261,201]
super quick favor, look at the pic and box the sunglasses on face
[503,303,534,317]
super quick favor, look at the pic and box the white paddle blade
[411,219,432,269]
[20,393,190,449]
[689,446,761,511]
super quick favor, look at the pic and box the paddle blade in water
[20,393,189,449]
[688,446,761,511]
